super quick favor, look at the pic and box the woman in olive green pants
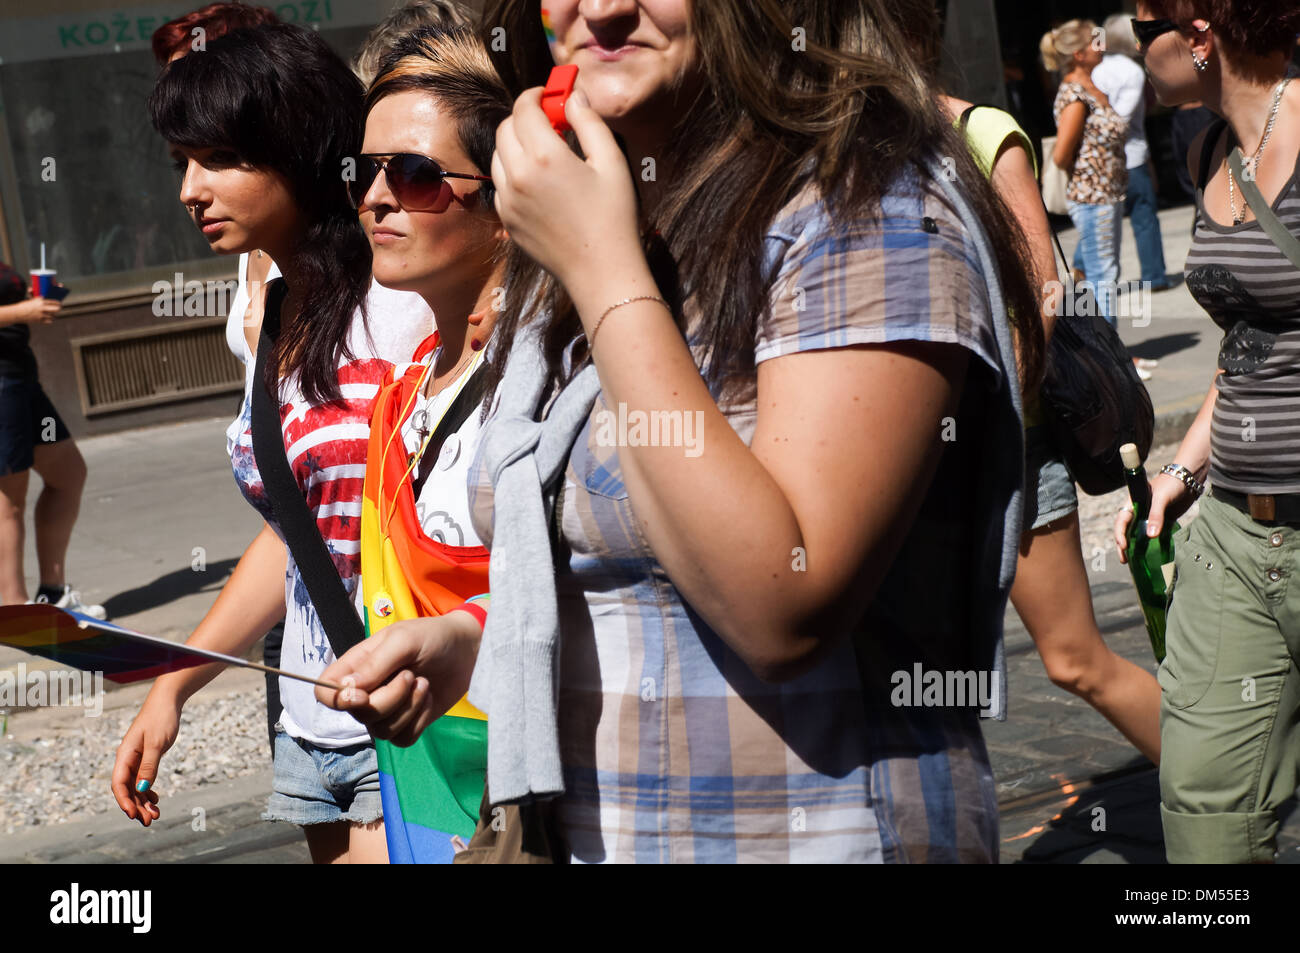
[1116,0,1300,863]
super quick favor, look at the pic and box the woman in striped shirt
[110,23,433,863]
[1114,0,1300,864]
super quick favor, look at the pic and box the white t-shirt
[1092,53,1149,170]
[225,277,433,747]
[225,252,282,365]
[396,347,488,550]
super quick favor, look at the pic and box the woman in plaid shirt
[323,0,1044,862]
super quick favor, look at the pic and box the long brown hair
[479,0,1044,398]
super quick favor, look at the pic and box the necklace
[413,323,491,437]
[1228,76,1290,224]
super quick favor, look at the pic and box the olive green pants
[1159,493,1300,863]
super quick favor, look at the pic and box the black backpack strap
[250,279,364,657]
[411,362,490,500]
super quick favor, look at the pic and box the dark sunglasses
[1130,17,1178,50]
[348,153,492,211]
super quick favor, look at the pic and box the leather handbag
[1039,230,1155,496]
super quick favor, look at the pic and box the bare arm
[1114,371,1220,558]
[494,89,971,682]
[1053,100,1088,172]
[112,522,288,823]
[990,138,1060,342]
[0,297,59,327]
[1171,370,1220,484]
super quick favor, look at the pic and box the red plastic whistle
[541,64,579,136]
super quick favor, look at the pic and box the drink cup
[30,268,56,299]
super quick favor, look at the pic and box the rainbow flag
[361,349,490,864]
[0,603,234,683]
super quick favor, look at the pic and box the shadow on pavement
[1015,770,1166,864]
[1127,332,1200,362]
[100,559,238,620]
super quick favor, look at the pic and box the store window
[0,2,378,299]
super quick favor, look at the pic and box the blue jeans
[1125,164,1167,286]
[1068,200,1123,327]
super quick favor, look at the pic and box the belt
[1213,487,1300,524]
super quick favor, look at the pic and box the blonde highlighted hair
[364,26,512,199]
[1040,19,1098,73]
[353,0,474,86]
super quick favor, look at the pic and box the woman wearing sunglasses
[321,0,1044,862]
[1114,0,1300,864]
[342,26,511,863]
[111,23,433,863]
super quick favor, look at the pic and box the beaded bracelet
[1159,463,1204,499]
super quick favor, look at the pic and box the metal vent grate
[72,318,243,416]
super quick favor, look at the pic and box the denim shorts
[263,726,383,826]
[0,374,70,476]
[1022,423,1078,531]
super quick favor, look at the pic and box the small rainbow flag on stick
[0,603,340,688]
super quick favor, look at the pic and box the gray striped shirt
[1185,121,1300,493]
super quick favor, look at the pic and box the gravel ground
[0,683,269,834]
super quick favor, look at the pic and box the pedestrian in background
[1042,20,1130,332]
[899,0,1162,766]
[1097,13,1171,296]
[1116,0,1300,865]
[0,261,103,620]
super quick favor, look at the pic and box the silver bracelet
[1159,463,1204,499]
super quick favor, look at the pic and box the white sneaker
[1135,365,1153,382]
[35,584,107,621]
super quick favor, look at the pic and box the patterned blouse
[467,170,1022,863]
[1053,81,1128,205]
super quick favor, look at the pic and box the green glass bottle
[1121,443,1176,663]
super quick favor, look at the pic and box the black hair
[149,22,370,405]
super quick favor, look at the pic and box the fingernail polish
[136,779,151,793]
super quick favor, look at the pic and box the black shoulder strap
[411,362,489,500]
[250,279,364,657]
[1230,145,1300,270]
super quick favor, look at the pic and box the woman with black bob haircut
[111,22,433,863]
[148,21,370,403]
